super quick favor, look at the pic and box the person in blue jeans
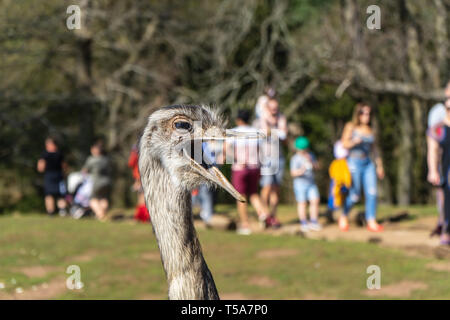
[428,96,450,245]
[290,136,321,232]
[340,103,385,232]
[192,184,214,226]
[192,141,218,227]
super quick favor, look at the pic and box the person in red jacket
[128,144,150,223]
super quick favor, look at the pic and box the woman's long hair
[351,102,372,126]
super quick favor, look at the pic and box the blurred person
[327,140,351,223]
[128,143,150,223]
[192,184,214,227]
[228,109,269,235]
[428,80,450,237]
[37,136,68,216]
[340,103,385,232]
[290,136,321,232]
[257,98,288,228]
[427,103,446,236]
[82,139,112,221]
[428,96,450,245]
[191,141,220,227]
[254,86,276,120]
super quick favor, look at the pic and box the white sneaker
[237,227,252,235]
[258,214,268,222]
[300,223,309,233]
[308,221,322,231]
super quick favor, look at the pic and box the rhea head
[140,105,250,202]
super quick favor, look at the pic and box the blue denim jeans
[260,157,285,187]
[344,157,377,220]
[293,179,320,203]
[192,184,214,223]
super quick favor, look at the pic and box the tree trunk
[411,98,426,203]
[76,38,95,157]
[341,0,363,60]
[433,0,448,80]
[75,0,95,158]
[404,0,426,203]
[397,98,413,205]
[371,100,392,204]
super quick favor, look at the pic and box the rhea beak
[184,149,245,202]
[182,128,264,203]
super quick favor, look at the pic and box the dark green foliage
[0,0,447,209]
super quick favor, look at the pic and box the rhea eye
[174,121,192,131]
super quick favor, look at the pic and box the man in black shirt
[37,137,68,215]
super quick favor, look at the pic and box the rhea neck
[143,156,219,300]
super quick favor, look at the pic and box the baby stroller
[67,171,95,219]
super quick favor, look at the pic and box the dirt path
[270,216,450,259]
[197,215,449,259]
[362,281,428,298]
[12,266,59,278]
[0,278,68,300]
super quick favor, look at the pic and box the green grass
[0,205,449,299]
